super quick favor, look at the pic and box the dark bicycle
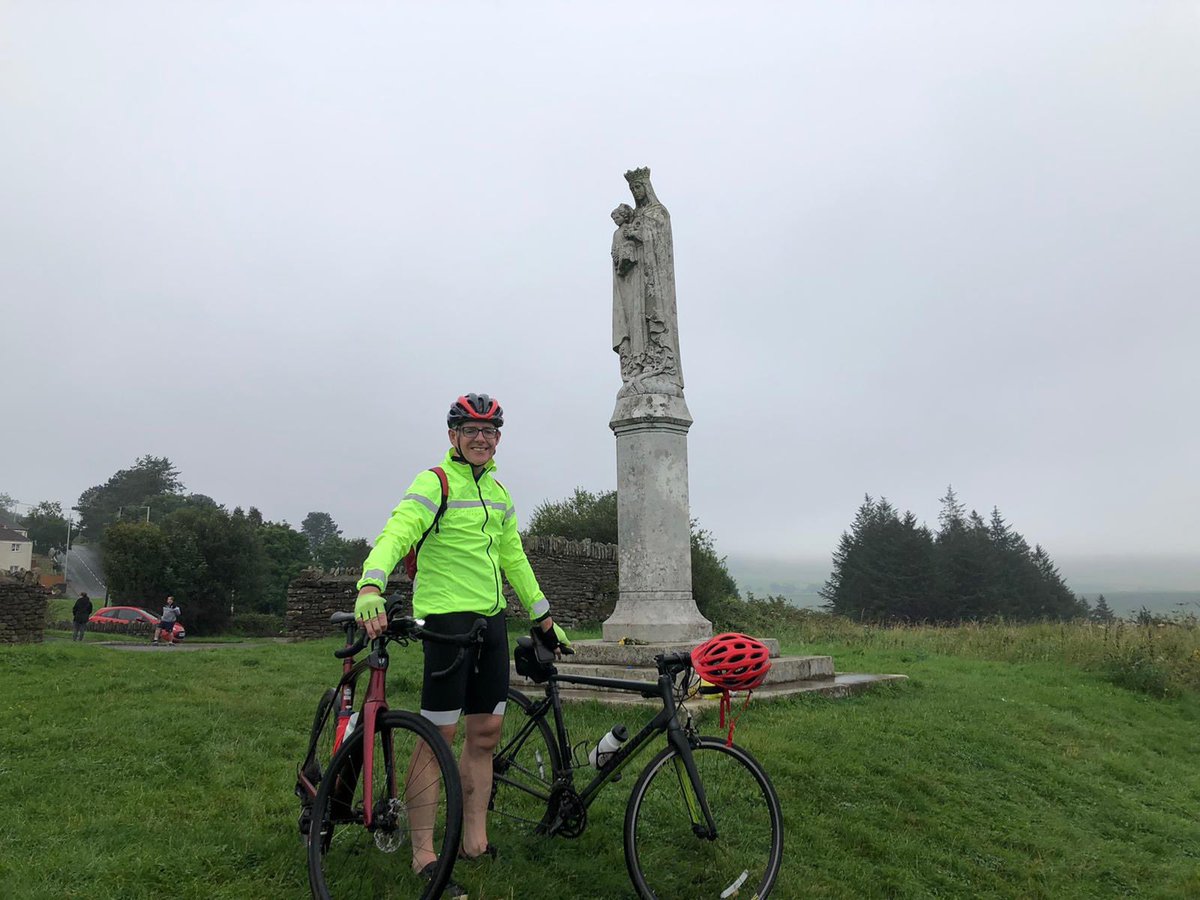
[491,633,784,899]
[300,608,486,899]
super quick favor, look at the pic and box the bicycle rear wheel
[624,737,783,899]
[490,687,562,832]
[307,710,463,900]
[302,688,338,785]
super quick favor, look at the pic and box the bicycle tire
[302,688,338,787]
[490,687,563,833]
[307,710,463,900]
[623,737,784,900]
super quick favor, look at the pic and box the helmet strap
[721,690,755,748]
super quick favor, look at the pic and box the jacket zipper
[474,472,503,615]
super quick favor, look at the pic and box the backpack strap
[404,467,449,580]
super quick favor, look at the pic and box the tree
[820,496,936,621]
[259,521,312,614]
[525,489,618,545]
[525,486,739,620]
[102,522,171,606]
[823,489,1085,623]
[0,492,17,522]
[102,505,266,634]
[76,455,184,539]
[1091,594,1116,623]
[689,524,740,620]
[159,506,263,634]
[301,511,342,564]
[21,501,70,555]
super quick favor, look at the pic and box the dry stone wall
[0,571,50,643]
[286,536,617,640]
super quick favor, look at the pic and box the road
[63,543,107,599]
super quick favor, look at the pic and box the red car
[89,606,186,640]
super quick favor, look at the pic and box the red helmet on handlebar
[690,633,771,692]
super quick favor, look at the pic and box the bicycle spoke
[626,740,782,899]
[490,688,561,834]
[309,713,461,899]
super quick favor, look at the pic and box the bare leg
[407,722,457,872]
[460,713,502,857]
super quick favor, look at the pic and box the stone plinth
[510,637,906,706]
[604,392,711,643]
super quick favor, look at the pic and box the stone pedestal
[602,392,711,643]
[510,639,908,706]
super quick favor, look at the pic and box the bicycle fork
[359,666,392,830]
[666,724,719,840]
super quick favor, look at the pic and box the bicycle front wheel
[624,737,783,899]
[490,687,562,833]
[307,710,463,900]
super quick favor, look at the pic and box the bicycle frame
[505,661,720,838]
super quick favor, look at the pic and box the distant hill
[1078,592,1200,618]
[725,556,830,609]
[727,553,1200,617]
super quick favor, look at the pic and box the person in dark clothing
[72,592,92,642]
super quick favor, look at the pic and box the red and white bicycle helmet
[691,632,772,692]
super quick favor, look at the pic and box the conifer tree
[1091,594,1116,623]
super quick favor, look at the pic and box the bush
[228,612,285,637]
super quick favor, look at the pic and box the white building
[0,525,33,574]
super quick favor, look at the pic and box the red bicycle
[298,609,485,899]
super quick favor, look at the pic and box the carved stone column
[603,392,711,643]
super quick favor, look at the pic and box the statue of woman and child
[611,167,684,398]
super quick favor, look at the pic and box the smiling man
[354,392,568,891]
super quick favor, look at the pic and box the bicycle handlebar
[655,651,693,676]
[332,614,488,681]
[334,631,369,659]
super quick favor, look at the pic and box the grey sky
[4,3,1198,578]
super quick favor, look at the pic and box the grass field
[3,621,1199,899]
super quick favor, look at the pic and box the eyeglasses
[458,425,500,439]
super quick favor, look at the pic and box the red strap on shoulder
[431,466,448,504]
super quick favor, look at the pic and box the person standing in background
[71,592,92,641]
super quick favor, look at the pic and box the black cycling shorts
[419,611,509,726]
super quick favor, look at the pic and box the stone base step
[540,673,907,708]
[509,654,833,692]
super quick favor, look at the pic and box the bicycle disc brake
[547,785,587,839]
[373,798,408,852]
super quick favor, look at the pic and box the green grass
[2,625,1199,899]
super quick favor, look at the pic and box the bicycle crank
[547,785,587,839]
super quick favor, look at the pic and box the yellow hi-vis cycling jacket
[357,449,550,621]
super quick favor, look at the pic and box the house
[0,525,33,574]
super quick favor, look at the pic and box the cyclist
[354,392,569,888]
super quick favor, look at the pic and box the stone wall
[0,571,50,643]
[286,535,618,640]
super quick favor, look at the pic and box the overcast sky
[3,2,1198,578]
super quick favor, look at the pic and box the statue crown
[624,167,651,184]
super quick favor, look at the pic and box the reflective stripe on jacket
[357,449,549,620]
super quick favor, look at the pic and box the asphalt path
[63,543,107,598]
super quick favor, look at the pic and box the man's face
[450,424,501,467]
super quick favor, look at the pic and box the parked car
[88,606,185,640]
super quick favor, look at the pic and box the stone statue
[611,167,684,397]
